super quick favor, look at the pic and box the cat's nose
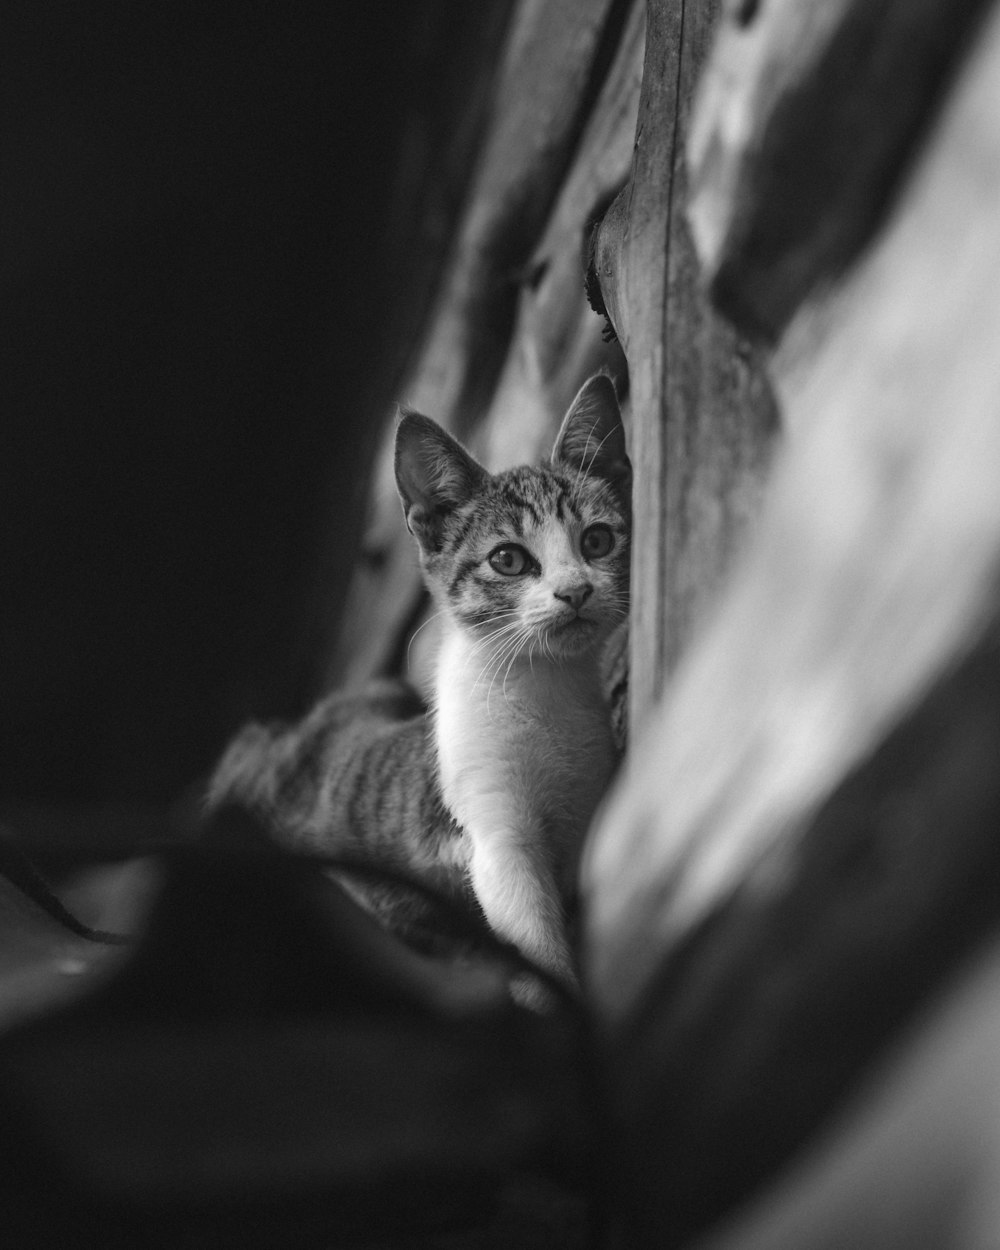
[554,582,593,610]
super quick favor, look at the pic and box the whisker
[483,632,518,714]
[500,629,530,703]
[571,424,618,500]
[471,621,530,703]
[465,617,525,665]
[405,607,448,670]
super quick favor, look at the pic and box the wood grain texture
[687,0,994,339]
[479,0,644,475]
[583,5,1000,1242]
[325,0,635,691]
[590,0,777,728]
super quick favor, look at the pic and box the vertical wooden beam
[584,4,1000,1241]
[592,0,777,732]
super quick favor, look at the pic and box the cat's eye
[581,524,614,559]
[488,544,532,577]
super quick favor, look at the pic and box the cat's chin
[542,615,603,658]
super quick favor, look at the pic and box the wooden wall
[5,0,1000,1242]
[585,0,1000,1245]
[330,0,1000,1244]
[325,0,776,723]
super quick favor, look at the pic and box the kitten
[208,374,631,988]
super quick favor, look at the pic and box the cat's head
[394,375,630,660]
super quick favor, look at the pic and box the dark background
[1,1,512,804]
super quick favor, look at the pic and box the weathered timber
[325,0,635,691]
[478,0,643,474]
[687,0,994,340]
[589,0,777,728]
[583,5,1000,1243]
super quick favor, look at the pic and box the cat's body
[434,626,617,981]
[209,374,631,987]
[208,680,479,947]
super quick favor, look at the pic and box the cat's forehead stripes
[437,464,617,565]
[485,467,589,530]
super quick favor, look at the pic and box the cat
[207,373,631,989]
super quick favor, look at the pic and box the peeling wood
[479,0,644,475]
[590,0,777,728]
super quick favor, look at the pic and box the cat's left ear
[394,409,487,553]
[552,374,631,494]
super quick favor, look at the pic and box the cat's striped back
[208,680,478,943]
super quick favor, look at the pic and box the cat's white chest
[433,631,615,865]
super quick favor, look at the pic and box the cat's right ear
[394,410,487,552]
[552,374,631,496]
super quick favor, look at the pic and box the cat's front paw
[508,965,578,1012]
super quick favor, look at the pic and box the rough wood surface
[583,4,1000,1242]
[589,0,777,729]
[478,0,643,474]
[325,0,635,691]
[687,0,994,340]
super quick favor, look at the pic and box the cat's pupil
[582,524,614,558]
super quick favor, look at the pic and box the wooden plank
[687,0,994,339]
[590,0,777,729]
[325,0,636,690]
[583,3,1000,1242]
[478,0,644,473]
